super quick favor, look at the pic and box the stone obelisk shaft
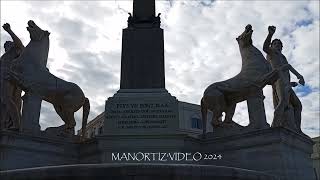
[120,0,165,89]
[133,0,155,19]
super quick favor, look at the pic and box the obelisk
[105,0,180,135]
[120,0,165,89]
[133,0,155,18]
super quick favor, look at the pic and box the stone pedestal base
[0,130,79,170]
[202,127,315,180]
[80,127,315,180]
[0,164,278,180]
[104,89,180,135]
[0,128,315,180]
[79,133,200,164]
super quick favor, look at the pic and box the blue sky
[1,1,319,137]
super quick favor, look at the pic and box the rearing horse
[8,20,89,137]
[201,25,278,136]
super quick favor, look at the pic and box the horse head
[27,20,50,41]
[236,24,253,48]
[21,20,51,68]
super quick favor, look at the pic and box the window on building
[91,128,96,138]
[191,117,202,129]
[99,127,103,134]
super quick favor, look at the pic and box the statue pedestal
[203,127,315,180]
[0,127,315,180]
[0,130,78,171]
[0,164,278,180]
[104,89,181,135]
[21,93,41,134]
[79,127,315,180]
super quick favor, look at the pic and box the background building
[78,112,104,138]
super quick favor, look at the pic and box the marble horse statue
[201,25,278,136]
[6,20,90,137]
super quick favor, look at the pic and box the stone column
[246,90,269,129]
[120,28,165,89]
[133,0,155,19]
[120,0,164,89]
[21,93,41,134]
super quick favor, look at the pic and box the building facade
[78,112,104,138]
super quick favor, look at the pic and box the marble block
[104,89,180,135]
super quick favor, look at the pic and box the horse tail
[201,97,207,138]
[81,97,90,139]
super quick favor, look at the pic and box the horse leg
[54,105,75,134]
[54,105,64,122]
[211,111,223,127]
[64,110,76,135]
[54,105,76,134]
[6,99,21,130]
[224,104,236,123]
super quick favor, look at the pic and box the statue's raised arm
[2,23,24,51]
[263,26,276,54]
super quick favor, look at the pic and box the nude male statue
[263,25,304,133]
[0,23,24,130]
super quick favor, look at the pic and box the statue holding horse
[201,24,279,136]
[3,20,89,138]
